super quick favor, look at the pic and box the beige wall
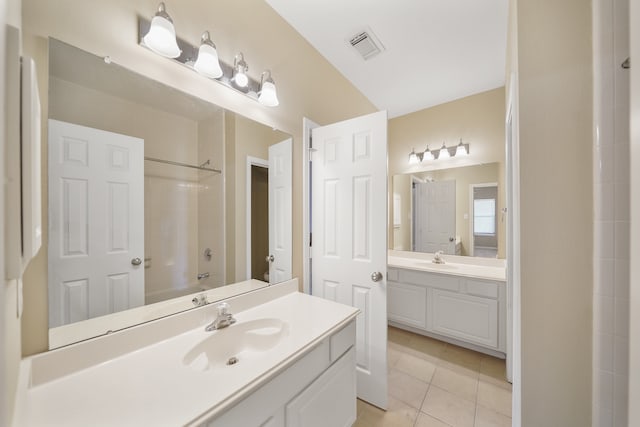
[516,0,593,425]
[388,87,506,258]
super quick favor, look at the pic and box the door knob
[449,237,455,242]
[266,254,275,263]
[371,271,383,282]
[131,257,142,266]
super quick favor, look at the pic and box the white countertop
[388,250,506,282]
[15,282,359,426]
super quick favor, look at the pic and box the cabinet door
[285,348,356,427]
[428,289,498,348]
[388,281,427,329]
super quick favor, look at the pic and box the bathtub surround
[592,0,631,424]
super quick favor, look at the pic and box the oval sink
[183,318,289,371]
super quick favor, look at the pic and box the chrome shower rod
[144,156,221,173]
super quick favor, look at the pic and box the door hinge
[309,232,312,247]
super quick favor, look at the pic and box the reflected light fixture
[439,142,450,159]
[233,53,249,88]
[143,2,181,58]
[193,31,223,78]
[258,70,279,107]
[456,138,469,156]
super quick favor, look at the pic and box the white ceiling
[265,0,509,118]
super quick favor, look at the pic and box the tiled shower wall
[593,0,630,425]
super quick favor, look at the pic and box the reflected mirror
[46,39,291,347]
[391,162,505,258]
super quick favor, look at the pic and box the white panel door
[415,181,456,254]
[48,120,144,327]
[268,138,292,284]
[311,111,388,409]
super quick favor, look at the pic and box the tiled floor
[353,326,512,427]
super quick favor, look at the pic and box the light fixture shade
[259,81,279,106]
[423,147,434,161]
[439,143,450,159]
[193,32,223,79]
[259,71,279,106]
[409,148,419,164]
[456,139,468,156]
[143,3,181,58]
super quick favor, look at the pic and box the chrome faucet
[205,302,236,331]
[432,250,445,264]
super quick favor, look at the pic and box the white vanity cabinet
[388,267,506,356]
[203,320,356,427]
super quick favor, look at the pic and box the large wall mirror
[45,39,292,348]
[391,162,505,259]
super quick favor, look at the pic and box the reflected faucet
[432,250,445,264]
[205,302,236,331]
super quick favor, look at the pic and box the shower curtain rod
[144,156,222,174]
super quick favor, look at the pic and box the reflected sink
[183,318,289,371]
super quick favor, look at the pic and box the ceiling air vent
[348,29,384,60]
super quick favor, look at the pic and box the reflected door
[48,120,144,327]
[415,181,456,254]
[311,111,388,409]
[268,138,293,283]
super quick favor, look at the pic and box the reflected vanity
[43,39,292,348]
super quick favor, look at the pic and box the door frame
[302,118,319,294]
[245,156,268,281]
[468,182,498,257]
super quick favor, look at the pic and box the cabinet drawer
[464,279,499,299]
[388,282,427,329]
[399,269,459,292]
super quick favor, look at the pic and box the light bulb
[233,53,249,88]
[259,80,279,107]
[409,149,419,164]
[423,147,434,161]
[456,139,468,156]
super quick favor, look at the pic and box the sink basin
[183,318,289,371]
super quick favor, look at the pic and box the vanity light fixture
[143,2,181,58]
[456,138,469,156]
[139,6,281,107]
[233,53,249,88]
[258,70,279,107]
[407,140,470,164]
[193,31,223,79]
[439,142,450,159]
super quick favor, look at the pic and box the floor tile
[415,412,453,427]
[388,346,403,368]
[354,396,418,427]
[395,353,437,383]
[478,356,512,390]
[438,344,483,373]
[474,405,512,427]
[477,381,512,417]
[431,366,479,403]
[421,385,475,427]
[388,368,430,409]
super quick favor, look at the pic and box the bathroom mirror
[391,162,505,258]
[44,39,291,347]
